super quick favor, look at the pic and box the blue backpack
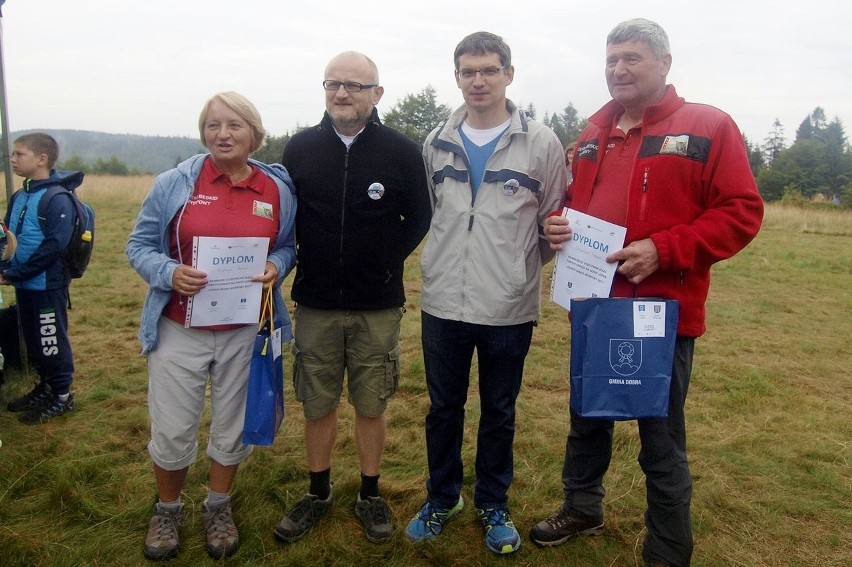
[39,185,95,279]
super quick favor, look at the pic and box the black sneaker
[354,495,393,543]
[529,509,604,547]
[7,381,52,412]
[18,393,75,424]
[273,487,334,543]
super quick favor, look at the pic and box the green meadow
[1,176,849,566]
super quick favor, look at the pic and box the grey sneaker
[273,487,333,543]
[7,381,52,412]
[529,508,604,547]
[18,393,75,424]
[354,495,393,543]
[143,503,183,561]
[202,501,240,559]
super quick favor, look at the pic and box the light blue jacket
[126,154,297,354]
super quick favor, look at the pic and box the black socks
[309,468,331,500]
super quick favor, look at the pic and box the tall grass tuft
[1,179,850,566]
[761,201,852,236]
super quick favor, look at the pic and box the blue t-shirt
[459,124,509,200]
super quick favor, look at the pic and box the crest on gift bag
[609,339,642,376]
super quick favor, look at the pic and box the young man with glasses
[273,51,431,545]
[405,31,566,554]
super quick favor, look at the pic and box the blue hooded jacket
[2,170,84,290]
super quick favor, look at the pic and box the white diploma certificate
[550,208,626,311]
[186,236,270,327]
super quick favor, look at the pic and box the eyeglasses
[456,66,506,80]
[322,80,378,93]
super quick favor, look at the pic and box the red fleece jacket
[562,85,764,337]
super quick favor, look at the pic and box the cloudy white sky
[3,0,851,147]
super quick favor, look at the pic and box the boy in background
[0,133,83,424]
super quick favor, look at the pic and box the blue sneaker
[404,497,464,542]
[477,506,521,554]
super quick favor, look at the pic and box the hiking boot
[202,501,240,559]
[529,508,604,547]
[477,506,521,554]
[7,381,52,412]
[143,503,183,561]
[273,487,334,542]
[404,496,464,542]
[18,393,75,424]
[354,494,393,543]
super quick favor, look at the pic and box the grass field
[1,176,850,566]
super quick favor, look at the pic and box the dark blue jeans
[561,336,695,567]
[421,312,533,510]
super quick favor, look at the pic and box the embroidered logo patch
[660,135,690,156]
[253,200,273,219]
[577,141,599,161]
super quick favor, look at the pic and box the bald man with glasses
[273,51,431,545]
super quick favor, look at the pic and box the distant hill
[10,129,204,175]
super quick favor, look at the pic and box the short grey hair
[454,31,511,69]
[607,18,670,60]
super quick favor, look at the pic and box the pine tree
[763,119,786,165]
[382,86,452,146]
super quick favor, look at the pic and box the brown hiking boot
[143,503,183,560]
[202,501,240,559]
[529,508,604,547]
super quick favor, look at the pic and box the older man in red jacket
[530,18,764,567]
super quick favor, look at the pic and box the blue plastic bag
[242,287,285,445]
[570,298,678,420]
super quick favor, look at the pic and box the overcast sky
[3,0,851,148]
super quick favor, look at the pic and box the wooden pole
[0,8,30,376]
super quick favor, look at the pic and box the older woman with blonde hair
[127,92,297,561]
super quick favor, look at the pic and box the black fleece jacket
[281,109,431,310]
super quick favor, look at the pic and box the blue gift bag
[570,298,678,420]
[242,287,285,446]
